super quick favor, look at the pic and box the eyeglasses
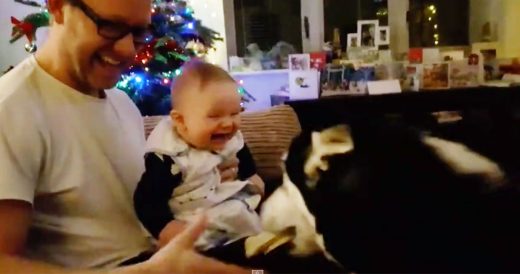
[68,0,152,45]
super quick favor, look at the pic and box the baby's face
[180,81,242,151]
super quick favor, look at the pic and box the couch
[143,105,302,195]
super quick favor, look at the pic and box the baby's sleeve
[133,153,183,239]
[237,143,257,180]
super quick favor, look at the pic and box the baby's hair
[171,60,236,109]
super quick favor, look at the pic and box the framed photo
[357,20,379,49]
[310,52,327,70]
[408,48,423,64]
[288,54,311,71]
[472,42,500,81]
[449,58,480,88]
[377,26,390,46]
[289,70,320,100]
[422,63,450,89]
[347,33,360,49]
[404,64,423,91]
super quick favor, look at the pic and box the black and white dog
[259,120,520,273]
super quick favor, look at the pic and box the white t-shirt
[0,56,153,268]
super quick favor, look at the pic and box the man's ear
[47,0,65,24]
[170,110,186,132]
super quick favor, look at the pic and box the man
[0,0,247,273]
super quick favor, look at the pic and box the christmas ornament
[169,15,185,25]
[185,40,207,57]
[10,12,50,45]
[24,42,37,53]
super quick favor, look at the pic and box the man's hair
[171,60,236,109]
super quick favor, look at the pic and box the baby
[133,60,265,253]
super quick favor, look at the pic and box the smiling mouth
[211,133,233,143]
[96,54,123,67]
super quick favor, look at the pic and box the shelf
[286,86,520,131]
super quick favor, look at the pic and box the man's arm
[0,212,248,274]
[0,200,103,273]
[0,200,32,255]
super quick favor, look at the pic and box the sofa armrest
[240,105,302,183]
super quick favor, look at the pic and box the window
[324,0,388,51]
[408,0,469,47]
[233,0,302,56]
[227,0,517,60]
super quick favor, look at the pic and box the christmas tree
[10,0,254,115]
[116,0,224,115]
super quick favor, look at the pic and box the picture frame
[472,42,500,81]
[404,64,423,91]
[449,58,480,88]
[422,63,450,90]
[288,54,311,71]
[377,26,390,46]
[347,33,360,49]
[289,70,320,100]
[357,20,379,49]
[310,52,327,70]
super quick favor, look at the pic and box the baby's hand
[158,220,187,249]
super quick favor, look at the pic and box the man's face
[59,0,151,91]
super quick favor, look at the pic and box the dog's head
[259,122,517,272]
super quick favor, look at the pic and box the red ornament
[11,16,35,43]
[164,39,181,51]
[134,39,158,65]
[154,38,184,55]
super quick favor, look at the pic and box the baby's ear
[170,110,185,130]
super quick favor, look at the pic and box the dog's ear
[303,125,354,189]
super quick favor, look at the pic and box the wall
[0,1,47,72]
[301,0,324,53]
[469,0,500,43]
[468,0,520,58]
[223,0,237,57]
[388,0,409,59]
[189,0,228,70]
[499,0,520,58]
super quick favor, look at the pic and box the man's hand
[218,156,239,183]
[145,215,250,274]
[248,175,265,197]
[158,220,187,249]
